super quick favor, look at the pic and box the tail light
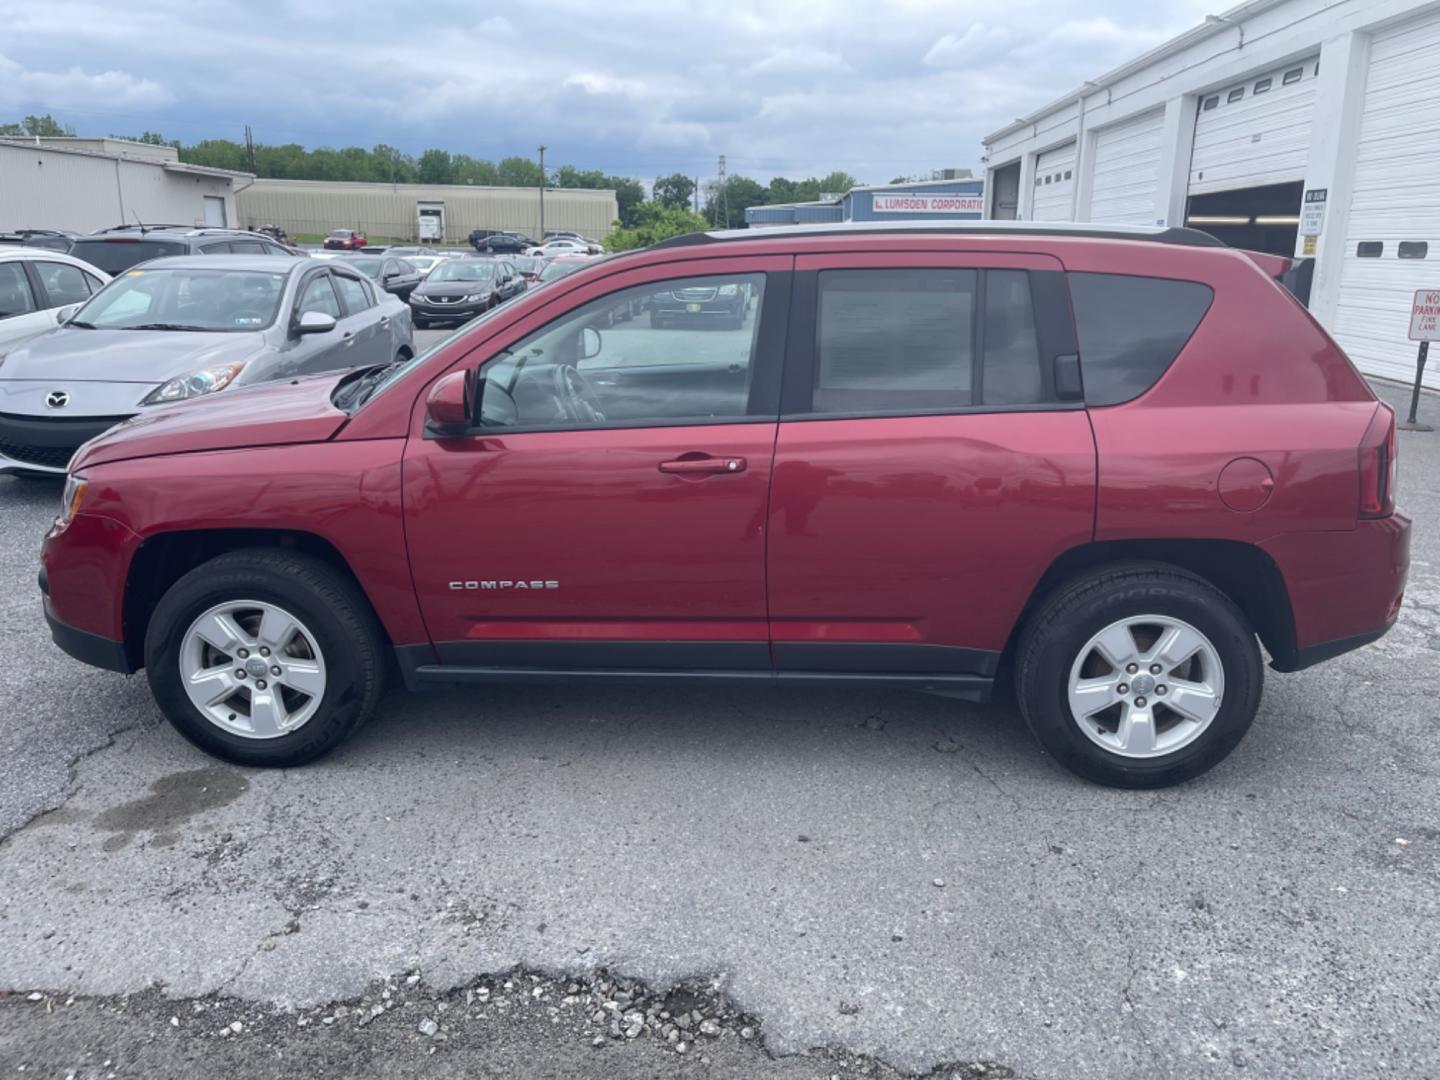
[1359,402,1398,518]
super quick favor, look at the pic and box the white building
[0,138,251,234]
[983,0,1440,387]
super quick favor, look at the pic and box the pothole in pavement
[2,968,1021,1079]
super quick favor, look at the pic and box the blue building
[745,176,985,228]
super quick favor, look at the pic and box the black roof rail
[92,223,193,234]
[650,221,1228,250]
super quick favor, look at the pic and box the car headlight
[139,362,245,406]
[464,291,491,303]
[718,284,739,296]
[60,473,89,523]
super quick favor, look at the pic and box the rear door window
[1067,273,1214,406]
[815,269,976,413]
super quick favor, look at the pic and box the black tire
[144,549,387,767]
[1015,563,1262,789]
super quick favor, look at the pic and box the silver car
[0,255,412,476]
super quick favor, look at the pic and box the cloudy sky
[0,0,1215,183]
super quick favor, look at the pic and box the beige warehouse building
[237,178,618,244]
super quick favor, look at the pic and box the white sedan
[0,247,110,354]
[525,238,594,258]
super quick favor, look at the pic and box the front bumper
[38,565,131,672]
[0,411,131,475]
[410,299,487,323]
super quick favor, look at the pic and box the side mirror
[579,326,602,361]
[426,369,474,436]
[56,305,79,324]
[297,310,337,335]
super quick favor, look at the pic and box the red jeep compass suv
[39,223,1409,787]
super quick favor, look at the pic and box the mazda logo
[44,390,70,409]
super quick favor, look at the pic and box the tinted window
[479,273,766,429]
[35,262,95,306]
[200,242,234,254]
[1068,273,1214,406]
[229,239,266,254]
[982,270,1045,405]
[333,273,371,313]
[815,269,975,413]
[298,274,342,319]
[1398,241,1428,260]
[0,263,37,318]
[1357,242,1383,258]
[68,239,184,275]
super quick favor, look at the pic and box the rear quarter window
[1068,273,1213,406]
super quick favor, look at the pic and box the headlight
[140,362,245,406]
[60,473,89,523]
[718,284,739,296]
[464,292,491,303]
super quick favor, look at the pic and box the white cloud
[0,52,172,111]
[745,47,853,77]
[923,24,1016,69]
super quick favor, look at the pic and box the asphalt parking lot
[1,379,1437,1080]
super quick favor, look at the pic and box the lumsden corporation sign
[871,192,985,214]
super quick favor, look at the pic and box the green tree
[652,173,697,211]
[497,156,544,186]
[181,138,248,172]
[0,113,74,137]
[417,148,454,185]
[816,171,858,196]
[450,154,498,186]
[703,175,766,228]
[605,202,708,251]
[611,177,645,227]
[372,144,419,184]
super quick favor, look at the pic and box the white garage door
[1332,12,1440,387]
[1190,57,1318,195]
[1089,110,1165,225]
[1031,143,1075,221]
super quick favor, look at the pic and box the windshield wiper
[125,323,213,332]
[66,320,97,329]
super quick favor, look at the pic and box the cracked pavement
[1,379,1437,1079]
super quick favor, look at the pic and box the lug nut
[1150,663,1162,675]
[235,669,246,679]
[1117,683,1129,694]
[260,647,270,657]
[1135,696,1147,707]
[1157,685,1167,696]
[238,648,249,659]
[271,665,282,676]
[257,679,267,690]
[1126,663,1139,674]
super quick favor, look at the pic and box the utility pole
[693,177,700,214]
[244,125,255,173]
[537,144,546,238]
[718,155,728,229]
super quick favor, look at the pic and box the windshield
[69,239,185,275]
[327,230,351,238]
[348,302,511,409]
[73,268,287,331]
[429,261,496,283]
[539,260,585,282]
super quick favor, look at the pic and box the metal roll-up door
[1332,12,1440,387]
[1031,143,1076,221]
[1190,56,1319,195]
[1089,110,1165,224]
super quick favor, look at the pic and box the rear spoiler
[1241,249,1315,305]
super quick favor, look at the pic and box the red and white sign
[1411,288,1440,342]
[871,192,984,215]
